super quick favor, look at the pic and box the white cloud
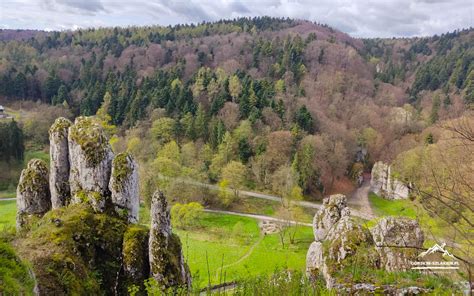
[0,0,472,37]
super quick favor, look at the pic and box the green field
[175,212,313,289]
[0,200,16,229]
[0,202,313,289]
[368,193,417,218]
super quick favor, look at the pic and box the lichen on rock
[370,161,409,200]
[149,190,191,289]
[110,152,139,223]
[68,117,113,211]
[306,194,435,291]
[16,158,51,230]
[49,117,72,208]
[312,193,349,241]
[307,194,376,288]
[371,217,424,271]
[68,116,110,167]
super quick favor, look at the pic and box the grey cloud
[58,0,104,12]
[228,1,250,14]
[0,0,472,37]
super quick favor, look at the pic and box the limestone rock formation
[306,194,429,291]
[312,194,349,241]
[305,241,325,281]
[109,152,139,223]
[307,194,375,288]
[16,159,51,230]
[49,117,72,208]
[149,190,191,289]
[68,116,113,211]
[13,116,192,294]
[122,225,150,292]
[371,161,409,200]
[371,217,424,271]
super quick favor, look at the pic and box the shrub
[171,202,204,229]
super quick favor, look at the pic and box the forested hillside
[0,17,472,200]
[0,17,473,294]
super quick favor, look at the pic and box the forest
[0,17,472,294]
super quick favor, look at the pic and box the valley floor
[0,187,464,290]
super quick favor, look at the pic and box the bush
[171,202,204,229]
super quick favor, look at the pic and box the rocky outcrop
[14,116,191,294]
[109,152,139,223]
[312,194,348,241]
[307,194,375,288]
[371,161,409,200]
[371,217,424,271]
[49,117,72,208]
[149,191,191,289]
[306,194,425,290]
[122,225,150,292]
[16,159,51,230]
[68,116,113,212]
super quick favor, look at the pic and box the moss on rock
[18,159,49,194]
[0,241,35,295]
[14,203,130,295]
[49,117,72,139]
[122,225,149,295]
[111,152,133,191]
[69,117,109,167]
[149,232,190,289]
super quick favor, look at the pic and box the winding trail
[347,180,376,219]
[164,176,375,220]
[214,235,264,279]
[204,209,312,227]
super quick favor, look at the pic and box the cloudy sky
[0,0,472,37]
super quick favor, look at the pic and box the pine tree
[52,85,68,105]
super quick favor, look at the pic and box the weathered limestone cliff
[16,159,51,230]
[149,191,192,288]
[110,152,139,223]
[371,161,409,199]
[15,116,191,295]
[49,117,72,208]
[307,194,375,288]
[371,217,424,271]
[306,194,426,292]
[68,116,114,211]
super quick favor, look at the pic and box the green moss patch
[49,117,72,138]
[18,159,49,194]
[0,241,34,295]
[14,203,129,295]
[112,152,133,191]
[122,225,149,294]
[69,117,109,167]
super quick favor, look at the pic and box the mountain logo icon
[418,243,456,259]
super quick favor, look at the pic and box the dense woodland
[0,17,472,206]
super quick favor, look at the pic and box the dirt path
[203,209,312,227]
[347,180,375,219]
[164,176,375,220]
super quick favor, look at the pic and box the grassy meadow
[0,202,313,290]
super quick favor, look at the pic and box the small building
[0,105,8,118]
